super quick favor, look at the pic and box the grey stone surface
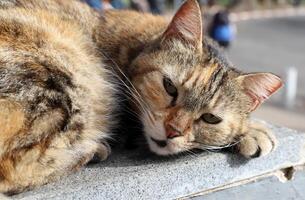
[193,171,305,200]
[228,16,305,101]
[13,124,305,200]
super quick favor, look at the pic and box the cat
[93,1,282,156]
[0,0,282,195]
[0,0,116,194]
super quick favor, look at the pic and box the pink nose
[166,124,182,139]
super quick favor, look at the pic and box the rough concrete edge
[179,164,305,200]
[179,142,305,200]
[179,123,305,199]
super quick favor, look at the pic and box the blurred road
[194,171,305,200]
[228,16,305,97]
[253,104,305,131]
[226,15,305,132]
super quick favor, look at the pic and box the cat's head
[129,0,282,155]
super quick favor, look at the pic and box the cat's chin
[145,136,187,156]
[146,137,173,156]
[141,115,188,155]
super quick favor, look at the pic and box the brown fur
[0,0,282,194]
[0,0,115,194]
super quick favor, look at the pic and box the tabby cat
[0,0,282,194]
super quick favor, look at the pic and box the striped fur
[122,0,282,156]
[0,0,116,194]
[0,0,282,194]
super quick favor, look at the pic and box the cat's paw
[94,141,111,161]
[236,122,277,158]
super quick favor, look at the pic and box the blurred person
[208,9,235,48]
[85,0,103,9]
[111,0,125,9]
[147,0,162,14]
[130,0,145,11]
[291,0,301,7]
[104,0,114,9]
[127,0,163,14]
[84,0,114,10]
[130,0,150,12]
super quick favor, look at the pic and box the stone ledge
[14,123,305,200]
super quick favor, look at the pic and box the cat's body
[0,1,116,193]
[0,0,282,195]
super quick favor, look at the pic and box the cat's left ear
[162,0,203,50]
[237,73,283,112]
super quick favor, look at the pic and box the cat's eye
[163,77,177,97]
[201,113,222,124]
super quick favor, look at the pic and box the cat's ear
[162,0,202,49]
[237,73,283,111]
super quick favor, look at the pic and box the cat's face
[130,0,282,155]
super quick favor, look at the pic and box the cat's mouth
[148,135,192,156]
[150,137,167,148]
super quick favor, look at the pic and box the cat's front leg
[236,122,277,158]
[92,141,112,162]
[89,141,111,164]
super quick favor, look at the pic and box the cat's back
[0,5,115,130]
[0,7,90,54]
[0,6,115,187]
[0,2,118,194]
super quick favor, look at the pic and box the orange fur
[0,0,282,195]
[0,0,115,194]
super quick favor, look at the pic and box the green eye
[201,113,222,124]
[163,77,177,97]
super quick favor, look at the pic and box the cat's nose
[165,124,182,139]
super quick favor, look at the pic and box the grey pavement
[194,171,305,200]
[228,16,305,135]
[253,104,305,132]
[13,124,305,200]
[228,16,305,98]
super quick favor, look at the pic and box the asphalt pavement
[227,15,305,132]
[228,16,305,94]
[194,171,305,200]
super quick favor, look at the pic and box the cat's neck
[93,10,167,73]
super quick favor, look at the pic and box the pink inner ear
[162,0,202,45]
[242,73,283,111]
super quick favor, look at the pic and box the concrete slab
[193,170,305,200]
[13,123,305,200]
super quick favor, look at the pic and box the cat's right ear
[237,73,283,112]
[161,0,203,50]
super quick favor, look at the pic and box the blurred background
[84,0,305,132]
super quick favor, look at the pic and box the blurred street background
[83,0,305,132]
[228,14,305,132]
[83,0,305,13]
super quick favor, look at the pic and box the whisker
[122,108,141,120]
[185,149,199,158]
[104,56,149,108]
[195,146,222,153]
[183,150,196,159]
[103,61,152,122]
[194,138,243,151]
[100,52,155,124]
